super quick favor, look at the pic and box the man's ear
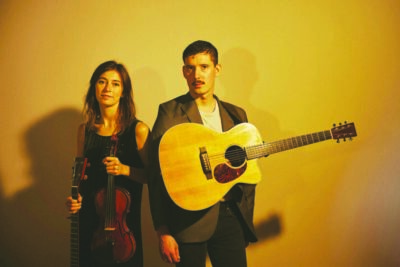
[215,63,222,76]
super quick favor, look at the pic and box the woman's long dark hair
[83,60,136,133]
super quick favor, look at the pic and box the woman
[66,60,151,267]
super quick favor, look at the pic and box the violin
[91,135,136,264]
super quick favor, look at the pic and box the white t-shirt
[199,102,222,133]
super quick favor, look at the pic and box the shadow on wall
[0,107,82,267]
[254,213,282,241]
[0,106,169,267]
[0,56,283,266]
[220,47,285,245]
[133,66,171,267]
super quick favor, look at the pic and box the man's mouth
[192,81,204,87]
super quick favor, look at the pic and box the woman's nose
[104,82,112,91]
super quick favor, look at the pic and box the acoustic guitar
[159,122,357,211]
[70,157,88,267]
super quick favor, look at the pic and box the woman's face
[95,70,123,108]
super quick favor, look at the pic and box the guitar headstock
[331,122,357,142]
[72,157,88,187]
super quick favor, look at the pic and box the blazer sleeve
[148,104,172,229]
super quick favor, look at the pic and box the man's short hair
[182,40,218,65]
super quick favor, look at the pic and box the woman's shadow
[0,107,81,267]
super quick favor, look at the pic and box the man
[148,40,258,267]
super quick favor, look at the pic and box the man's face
[182,52,221,99]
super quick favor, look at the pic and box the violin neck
[105,174,116,229]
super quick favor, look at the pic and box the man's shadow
[0,107,81,267]
[220,47,286,242]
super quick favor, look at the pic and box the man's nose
[194,67,202,79]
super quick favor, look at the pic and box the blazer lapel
[217,98,236,132]
[178,93,238,131]
[180,94,203,124]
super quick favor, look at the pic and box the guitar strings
[207,144,268,163]
[207,131,331,163]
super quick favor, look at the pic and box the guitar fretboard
[246,130,332,159]
[70,186,79,267]
[70,157,87,267]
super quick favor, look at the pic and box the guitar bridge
[199,147,212,180]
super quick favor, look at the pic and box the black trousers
[177,202,247,267]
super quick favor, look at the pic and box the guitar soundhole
[226,145,246,167]
[214,145,247,184]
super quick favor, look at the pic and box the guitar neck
[246,129,332,159]
[70,157,87,267]
[70,185,79,267]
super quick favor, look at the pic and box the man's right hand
[157,226,181,264]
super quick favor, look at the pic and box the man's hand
[157,227,180,264]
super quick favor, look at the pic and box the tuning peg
[333,123,336,127]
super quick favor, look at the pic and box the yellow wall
[1,0,399,266]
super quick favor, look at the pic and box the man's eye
[185,66,194,72]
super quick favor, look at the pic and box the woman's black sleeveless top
[79,120,144,267]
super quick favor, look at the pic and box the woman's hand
[65,194,82,214]
[103,156,129,176]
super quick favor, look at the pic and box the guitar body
[159,123,263,211]
[160,121,357,211]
